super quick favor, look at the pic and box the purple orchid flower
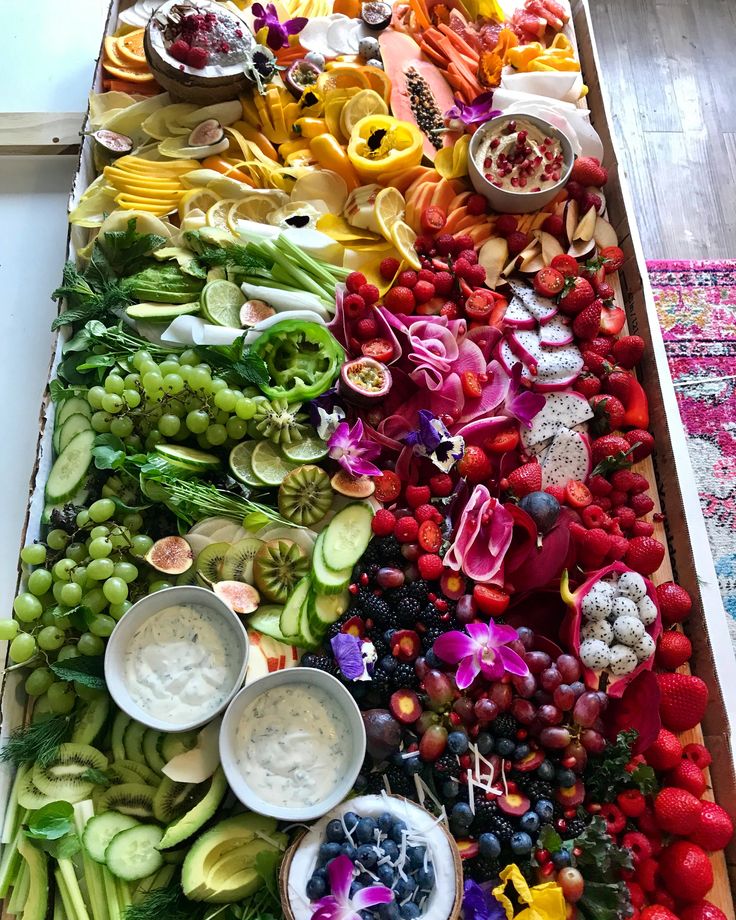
[463,879,506,920]
[434,621,529,690]
[328,418,382,478]
[445,92,501,127]
[251,2,307,50]
[312,855,394,920]
[503,364,546,429]
[404,410,465,472]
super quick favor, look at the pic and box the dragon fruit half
[541,428,592,488]
[560,562,662,697]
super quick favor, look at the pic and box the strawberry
[654,786,702,835]
[506,462,542,497]
[683,743,712,770]
[571,299,602,340]
[653,891,677,913]
[384,286,416,313]
[659,841,713,903]
[655,630,692,669]
[574,372,602,397]
[625,535,665,574]
[589,393,626,434]
[630,493,655,516]
[405,485,431,508]
[640,907,677,920]
[457,445,492,483]
[625,429,655,461]
[612,334,645,368]
[690,802,734,852]
[591,434,632,466]
[570,156,609,187]
[605,369,634,401]
[666,758,707,798]
[544,484,566,502]
[379,257,400,280]
[680,903,729,920]
[657,672,708,732]
[656,582,693,624]
[601,304,627,336]
[622,378,650,428]
[645,729,683,771]
[583,351,611,376]
[558,276,595,315]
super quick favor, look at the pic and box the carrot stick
[409,0,431,30]
[438,24,480,61]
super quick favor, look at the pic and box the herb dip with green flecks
[235,683,351,807]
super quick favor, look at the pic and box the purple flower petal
[327,855,354,903]
[266,23,287,48]
[498,645,530,677]
[465,621,490,645]
[251,2,265,15]
[455,652,481,689]
[351,886,394,910]
[463,879,507,920]
[312,901,343,920]
[479,654,505,682]
[509,389,546,429]
[434,630,477,664]
[331,634,366,681]
[285,15,308,33]
[486,621,520,646]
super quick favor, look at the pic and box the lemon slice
[391,220,421,271]
[206,198,237,229]
[178,187,221,220]
[250,441,298,487]
[227,196,278,231]
[340,90,389,139]
[375,187,406,243]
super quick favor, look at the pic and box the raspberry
[636,858,660,893]
[394,516,419,543]
[379,257,400,280]
[627,881,646,909]
[606,534,629,561]
[454,235,473,252]
[599,802,626,835]
[344,292,367,318]
[627,473,650,494]
[666,758,706,798]
[405,485,431,508]
[588,474,613,496]
[541,214,564,238]
[465,264,487,286]
[398,270,418,288]
[456,249,478,265]
[494,215,518,236]
[429,473,453,497]
[169,39,191,61]
[346,271,367,293]
[596,496,613,511]
[186,46,209,67]
[371,508,397,537]
[414,503,441,524]
[581,504,607,528]
[413,280,436,303]
[645,729,683,771]
[383,286,416,314]
[683,743,712,770]
[609,490,627,508]
[614,507,636,530]
[654,786,702,835]
[417,553,443,580]
[622,831,653,866]
[435,233,455,255]
[506,231,530,255]
[356,316,378,340]
[452,258,472,279]
[358,283,380,306]
[610,470,636,492]
[631,521,653,537]
[414,235,434,254]
[432,271,454,296]
[617,788,646,818]
[630,493,655,517]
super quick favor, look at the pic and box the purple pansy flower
[404,410,465,472]
[330,634,375,681]
[252,2,307,50]
[311,855,394,920]
[308,389,346,441]
[462,879,506,920]
[445,93,501,127]
[502,364,546,429]
[328,419,382,478]
[434,620,529,690]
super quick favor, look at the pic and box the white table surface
[0,1,110,612]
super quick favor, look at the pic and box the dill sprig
[124,883,201,920]
[0,714,73,767]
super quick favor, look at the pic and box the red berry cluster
[342,271,391,363]
[168,10,223,67]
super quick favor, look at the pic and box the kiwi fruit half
[111,711,131,763]
[105,763,145,785]
[32,743,108,802]
[278,464,332,526]
[143,729,166,775]
[71,694,110,745]
[253,539,309,603]
[97,783,156,819]
[161,730,199,763]
[123,719,147,765]
[115,758,161,787]
[17,771,55,810]
[195,542,230,585]
[153,776,207,824]
[220,538,263,583]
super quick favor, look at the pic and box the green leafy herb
[631,762,657,796]
[66,605,95,632]
[50,655,106,689]
[92,433,128,471]
[26,802,74,840]
[43,833,82,860]
[591,445,638,478]
[81,767,112,787]
[185,231,268,277]
[0,714,72,767]
[573,817,633,920]
[124,882,202,920]
[194,335,268,389]
[97,218,166,276]
[584,730,641,803]
[49,380,87,402]
[536,825,562,855]
[51,262,132,331]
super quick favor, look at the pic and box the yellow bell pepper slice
[346,115,423,181]
[435,135,470,180]
[310,135,360,190]
[278,138,312,159]
[294,117,328,139]
[507,42,544,69]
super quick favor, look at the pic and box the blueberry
[389,820,407,844]
[326,819,346,843]
[556,768,576,788]
[350,881,363,898]
[405,756,423,776]
[447,731,469,755]
[380,839,399,861]
[356,817,378,843]
[442,778,460,799]
[478,833,501,858]
[379,903,401,920]
[537,760,555,781]
[519,811,540,834]
[390,751,405,766]
[510,832,533,855]
[318,842,342,864]
[357,873,375,888]
[400,904,421,920]
[424,649,440,669]
[417,865,435,890]
[394,876,417,899]
[476,732,494,756]
[356,845,378,869]
[552,849,572,869]
[341,843,358,860]
[513,744,530,760]
[450,802,473,834]
[377,864,395,886]
[344,812,360,834]
[378,812,393,834]
[381,655,398,674]
[519,491,560,534]
[495,737,515,757]
[306,874,327,900]
[534,798,554,822]
[354,773,369,793]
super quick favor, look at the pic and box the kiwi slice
[98,783,156,819]
[195,542,230,586]
[153,776,207,824]
[106,763,144,785]
[17,771,55,810]
[160,730,199,763]
[71,694,111,745]
[278,464,333,526]
[111,711,131,763]
[115,758,161,787]
[143,729,166,775]
[124,720,148,765]
[32,743,108,802]
[253,539,309,603]
[221,538,263,583]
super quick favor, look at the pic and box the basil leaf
[45,834,82,860]
[50,655,106,689]
[26,801,74,840]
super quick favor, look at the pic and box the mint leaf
[50,655,106,689]
[45,833,82,860]
[49,380,86,403]
[92,434,127,471]
[537,825,563,854]
[195,335,268,388]
[82,767,112,787]
[26,801,74,840]
[632,763,658,796]
[98,218,166,276]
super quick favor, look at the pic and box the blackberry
[390,585,411,605]
[366,771,388,795]
[492,713,518,739]
[396,596,422,626]
[362,594,392,623]
[377,536,402,565]
[419,603,453,630]
[488,814,514,844]
[385,765,416,798]
[369,635,390,660]
[391,662,419,690]
[326,613,354,642]
[471,798,499,834]
[515,858,535,883]
[370,667,393,697]
[408,579,430,604]
[421,626,445,650]
[516,776,555,803]
[466,856,500,883]
[561,817,587,841]
[433,754,460,779]
[301,654,338,676]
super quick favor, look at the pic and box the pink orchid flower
[328,419,382,478]
[434,621,529,690]
[312,855,394,920]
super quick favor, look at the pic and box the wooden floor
[588,0,736,260]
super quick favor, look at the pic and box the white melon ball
[632,632,656,661]
[611,596,640,620]
[617,571,647,602]
[638,595,659,626]
[608,644,639,675]
[579,638,611,670]
[581,619,614,645]
[613,615,646,645]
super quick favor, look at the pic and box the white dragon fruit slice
[608,644,639,676]
[507,280,558,323]
[503,296,537,330]
[617,571,647,602]
[580,638,610,670]
[610,596,639,620]
[520,391,594,449]
[632,632,656,661]
[541,428,592,489]
[539,315,574,347]
[507,330,584,392]
[581,619,614,644]
[497,340,522,377]
[612,615,646,645]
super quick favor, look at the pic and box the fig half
[145,536,193,575]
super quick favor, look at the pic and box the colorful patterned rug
[647,260,736,645]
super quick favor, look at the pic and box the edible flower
[491,864,566,920]
[463,879,506,920]
[331,633,374,681]
[328,419,382,478]
[502,364,546,429]
[445,92,500,128]
[434,620,528,690]
[251,2,307,50]
[404,410,465,472]
[311,854,394,920]
[444,484,514,583]
[308,389,346,441]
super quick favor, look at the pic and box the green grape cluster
[5,500,182,714]
[85,348,263,452]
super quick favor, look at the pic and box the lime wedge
[249,441,298,487]
[200,279,246,327]
[229,441,264,487]
[282,433,329,463]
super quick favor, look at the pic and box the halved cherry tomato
[461,371,483,399]
[533,266,565,297]
[473,584,510,616]
[564,479,592,508]
[484,427,520,454]
[418,520,442,553]
[374,470,401,503]
[600,304,626,335]
[361,338,394,362]
[600,245,625,273]
[421,206,447,234]
[550,254,579,277]
[464,290,494,321]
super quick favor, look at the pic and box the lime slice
[229,441,263,487]
[282,434,329,463]
[250,441,298,487]
[200,280,246,327]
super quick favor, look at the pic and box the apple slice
[479,236,509,289]
[537,231,565,265]
[573,205,597,242]
[162,718,222,783]
[502,254,522,277]
[564,199,579,245]
[520,252,546,274]
[517,240,542,267]
[594,215,619,248]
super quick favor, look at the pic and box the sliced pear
[594,215,619,249]
[564,199,580,245]
[573,205,598,242]
[519,253,546,273]
[567,237,597,259]
[479,236,509,289]
[163,720,222,784]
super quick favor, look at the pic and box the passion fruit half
[361,1,392,29]
[338,356,392,406]
[145,536,193,575]
[284,60,321,98]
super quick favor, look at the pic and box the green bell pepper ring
[252,319,345,403]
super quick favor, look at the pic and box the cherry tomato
[534,266,565,297]
[361,338,393,362]
[600,245,625,273]
[461,371,483,399]
[550,254,579,278]
[564,479,592,508]
[464,290,494,321]
[484,427,520,454]
[473,584,510,616]
[421,206,447,234]
[374,470,401,503]
[418,520,442,553]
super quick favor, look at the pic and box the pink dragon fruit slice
[503,296,537,330]
[507,280,557,323]
[497,340,522,376]
[541,428,592,488]
[520,391,594,449]
[539,315,574,347]
[508,329,541,370]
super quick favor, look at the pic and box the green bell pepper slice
[252,319,345,403]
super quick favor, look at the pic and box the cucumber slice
[56,396,92,427]
[105,824,164,881]
[311,531,351,595]
[308,589,351,633]
[155,444,220,472]
[248,605,288,642]
[322,502,374,572]
[42,485,90,526]
[44,429,95,504]
[57,414,92,454]
[279,577,311,641]
[297,591,320,648]
[83,813,139,864]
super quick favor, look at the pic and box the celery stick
[274,236,338,287]
[54,889,68,920]
[116,876,132,909]
[102,869,122,920]
[56,868,75,918]
[58,858,92,920]
[0,826,22,899]
[1,765,28,845]
[270,259,330,301]
[7,856,28,914]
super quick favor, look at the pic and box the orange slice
[317,67,370,94]
[103,36,128,68]
[116,29,147,67]
[103,61,155,82]
[361,65,392,105]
